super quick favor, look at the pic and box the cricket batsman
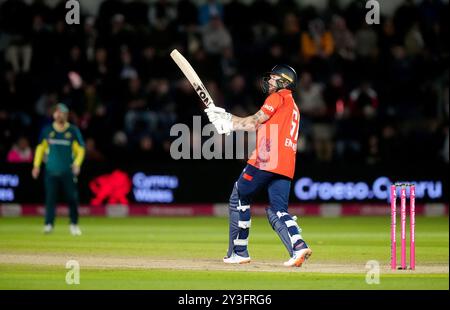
[205,65,312,267]
[32,103,85,235]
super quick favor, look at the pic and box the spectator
[89,48,110,84]
[323,72,347,119]
[297,71,331,162]
[378,18,401,59]
[252,17,278,51]
[202,14,232,56]
[66,45,88,77]
[138,46,159,82]
[35,91,59,118]
[220,47,239,81]
[0,68,32,127]
[0,69,18,113]
[279,13,301,63]
[379,124,403,162]
[51,20,71,66]
[393,0,420,39]
[364,134,381,165]
[84,137,105,162]
[418,0,445,31]
[259,41,288,75]
[133,135,155,161]
[311,124,335,163]
[386,45,415,118]
[148,0,176,30]
[330,15,356,61]
[124,77,157,138]
[355,23,378,59]
[97,0,125,36]
[224,74,254,115]
[301,18,334,80]
[29,14,53,74]
[5,40,32,74]
[297,72,327,120]
[173,79,203,125]
[404,23,425,56]
[147,10,174,56]
[146,78,177,134]
[198,0,223,26]
[301,18,334,62]
[7,136,33,163]
[176,23,202,56]
[109,130,129,162]
[106,14,135,61]
[83,17,98,62]
[348,81,379,120]
[119,47,138,80]
[2,0,32,74]
[190,47,220,82]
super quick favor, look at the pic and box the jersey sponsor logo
[263,104,274,112]
[48,139,71,146]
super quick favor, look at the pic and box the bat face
[170,49,215,108]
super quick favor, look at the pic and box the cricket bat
[170,49,215,108]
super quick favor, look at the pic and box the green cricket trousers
[44,171,79,225]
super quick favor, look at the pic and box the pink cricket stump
[390,185,397,270]
[400,186,407,269]
[410,185,416,270]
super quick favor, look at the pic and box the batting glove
[212,118,233,135]
[205,106,232,123]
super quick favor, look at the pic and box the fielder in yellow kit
[32,103,85,235]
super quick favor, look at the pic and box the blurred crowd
[0,0,448,165]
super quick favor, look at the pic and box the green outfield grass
[0,216,448,289]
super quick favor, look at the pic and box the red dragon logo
[89,170,131,206]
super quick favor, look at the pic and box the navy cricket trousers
[227,164,303,257]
